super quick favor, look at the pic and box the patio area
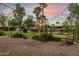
[0,37,79,56]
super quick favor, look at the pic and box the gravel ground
[0,37,79,56]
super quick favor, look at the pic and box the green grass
[4,31,17,36]
[4,31,39,38]
[4,31,67,39]
[53,34,67,39]
[52,32,67,39]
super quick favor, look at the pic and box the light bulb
[67,11,70,14]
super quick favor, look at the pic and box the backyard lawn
[53,34,67,39]
[4,31,67,39]
[0,3,79,56]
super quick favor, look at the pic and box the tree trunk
[41,7,44,34]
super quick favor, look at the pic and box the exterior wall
[53,26,64,34]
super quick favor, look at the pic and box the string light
[3,5,5,12]
[67,11,70,14]
[0,3,15,15]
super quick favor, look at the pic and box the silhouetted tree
[14,3,26,32]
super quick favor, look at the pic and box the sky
[0,3,70,24]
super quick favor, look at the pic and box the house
[35,20,64,34]
[51,22,64,34]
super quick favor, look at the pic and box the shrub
[0,31,5,36]
[23,35,27,39]
[32,35,40,40]
[40,34,53,42]
[11,32,24,38]
[32,34,61,42]
[51,36,61,41]
[9,27,16,31]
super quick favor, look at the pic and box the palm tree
[33,6,42,33]
[33,3,48,34]
[33,3,48,25]
[33,7,41,19]
[14,3,26,32]
[39,3,48,34]
[39,3,48,22]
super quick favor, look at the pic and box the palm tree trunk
[41,7,44,34]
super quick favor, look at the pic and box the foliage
[0,15,7,31]
[11,32,24,38]
[33,7,41,19]
[40,34,53,42]
[23,15,35,30]
[8,18,17,27]
[39,3,48,22]
[14,3,26,30]
[63,18,75,32]
[32,33,61,42]
[33,3,48,23]
[68,3,79,19]
[68,3,79,42]
[0,31,5,36]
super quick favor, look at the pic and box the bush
[32,35,40,40]
[9,27,16,31]
[11,32,24,38]
[32,34,61,42]
[0,31,5,36]
[51,36,61,41]
[40,34,53,42]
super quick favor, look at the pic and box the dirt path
[0,37,79,56]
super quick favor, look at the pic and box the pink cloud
[44,4,56,16]
[25,3,56,17]
[4,8,14,16]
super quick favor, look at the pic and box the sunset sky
[0,3,70,24]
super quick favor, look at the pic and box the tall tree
[33,7,41,19]
[63,17,75,31]
[23,15,34,30]
[39,3,48,34]
[63,17,75,41]
[0,15,7,31]
[68,3,79,42]
[39,3,48,23]
[33,3,48,34]
[14,3,26,31]
[33,3,48,25]
[8,18,17,28]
